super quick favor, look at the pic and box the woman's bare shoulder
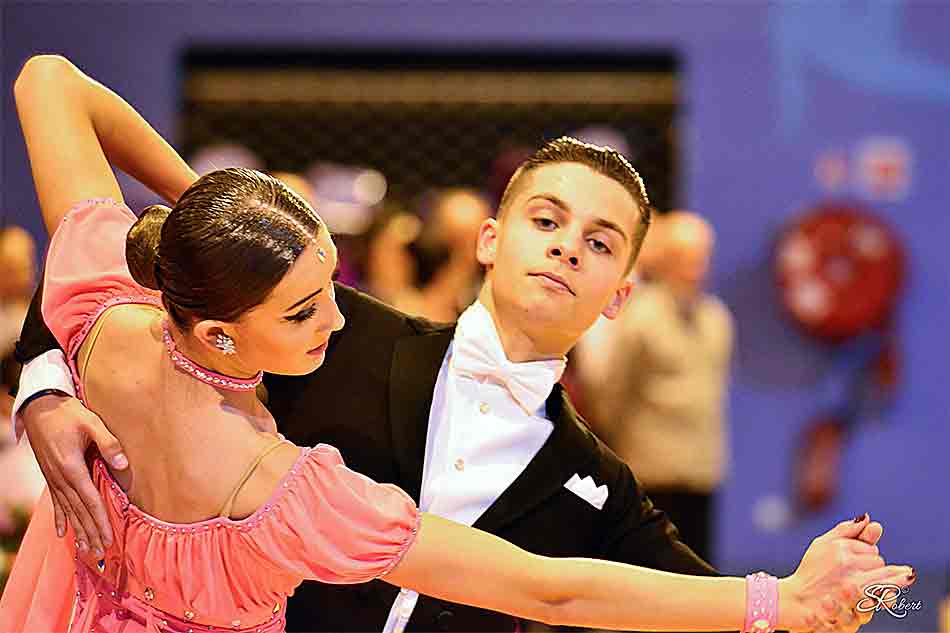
[227,440,304,520]
[77,303,162,362]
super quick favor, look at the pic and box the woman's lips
[307,341,329,356]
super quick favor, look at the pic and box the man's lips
[530,272,575,295]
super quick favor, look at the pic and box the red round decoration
[775,203,904,342]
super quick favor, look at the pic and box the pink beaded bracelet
[744,572,779,633]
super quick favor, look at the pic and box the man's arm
[13,277,60,367]
[11,282,127,558]
[9,282,73,440]
[598,450,719,576]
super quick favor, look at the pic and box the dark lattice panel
[180,50,679,211]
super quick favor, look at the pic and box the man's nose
[548,243,580,269]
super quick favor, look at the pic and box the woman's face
[232,230,345,376]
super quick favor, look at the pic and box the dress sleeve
[40,198,159,355]
[254,444,421,584]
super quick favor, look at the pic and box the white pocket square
[564,473,609,510]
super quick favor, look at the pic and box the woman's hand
[779,516,915,633]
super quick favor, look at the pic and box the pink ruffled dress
[0,199,421,633]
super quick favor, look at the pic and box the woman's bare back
[76,303,301,523]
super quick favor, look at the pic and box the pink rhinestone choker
[162,321,263,392]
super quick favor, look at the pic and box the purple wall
[4,3,948,626]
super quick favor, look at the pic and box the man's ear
[602,276,636,319]
[476,218,499,268]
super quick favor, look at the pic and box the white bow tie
[451,302,566,414]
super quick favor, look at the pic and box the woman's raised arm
[14,54,196,233]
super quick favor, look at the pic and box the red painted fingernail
[853,512,868,522]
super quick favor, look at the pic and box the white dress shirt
[11,349,76,442]
[384,301,565,633]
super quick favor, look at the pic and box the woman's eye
[589,239,611,254]
[285,305,317,323]
[534,218,558,230]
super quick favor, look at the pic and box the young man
[14,138,883,633]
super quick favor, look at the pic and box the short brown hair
[498,136,653,270]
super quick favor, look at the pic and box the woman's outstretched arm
[385,513,912,632]
[14,54,196,233]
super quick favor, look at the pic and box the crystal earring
[215,334,237,355]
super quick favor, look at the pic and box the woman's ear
[192,320,237,355]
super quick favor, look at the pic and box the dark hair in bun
[125,167,324,330]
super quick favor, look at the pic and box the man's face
[477,162,640,342]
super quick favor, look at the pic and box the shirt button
[479,402,490,414]
[454,458,465,471]
[437,609,455,631]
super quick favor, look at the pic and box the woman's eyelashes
[285,304,317,323]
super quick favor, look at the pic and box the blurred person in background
[576,211,733,562]
[355,201,423,308]
[404,188,491,322]
[0,227,37,384]
[0,226,43,592]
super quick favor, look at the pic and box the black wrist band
[19,388,71,414]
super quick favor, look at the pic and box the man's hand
[22,393,127,558]
[779,515,915,633]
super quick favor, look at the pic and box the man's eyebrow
[591,217,630,246]
[528,194,573,214]
[529,194,629,245]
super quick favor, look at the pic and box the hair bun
[126,204,172,290]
